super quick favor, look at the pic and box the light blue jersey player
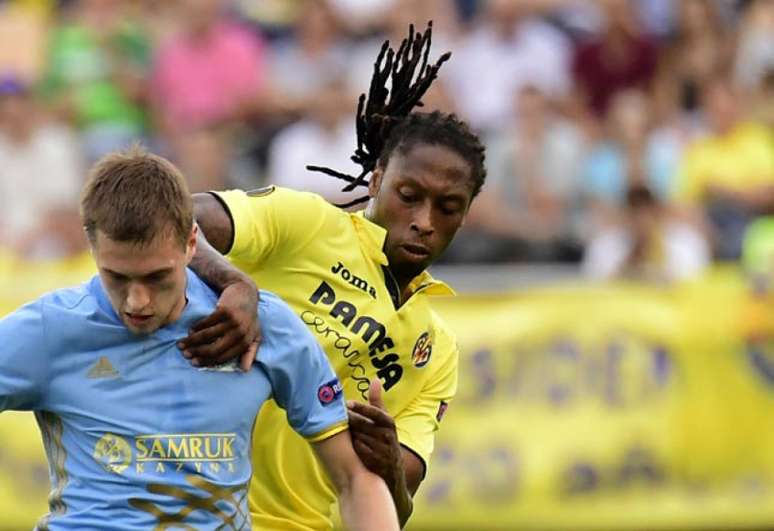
[0,148,399,531]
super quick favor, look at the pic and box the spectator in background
[582,89,684,223]
[151,0,267,135]
[653,0,733,123]
[346,0,459,102]
[747,68,774,129]
[151,0,273,192]
[327,0,396,34]
[40,0,150,162]
[583,185,709,283]
[444,85,584,263]
[733,0,774,92]
[0,77,85,258]
[674,77,774,260]
[572,0,657,120]
[446,0,571,132]
[0,0,49,84]
[267,0,350,103]
[267,78,361,206]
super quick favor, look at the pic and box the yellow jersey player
[179,24,487,529]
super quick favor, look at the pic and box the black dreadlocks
[306,22,486,209]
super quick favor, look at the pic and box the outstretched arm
[313,430,400,531]
[178,194,260,370]
[0,300,49,412]
[348,380,424,527]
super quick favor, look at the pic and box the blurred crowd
[0,0,773,284]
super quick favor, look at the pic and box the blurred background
[0,0,773,529]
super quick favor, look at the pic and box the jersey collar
[407,270,456,297]
[350,211,456,297]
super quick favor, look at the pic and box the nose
[126,283,151,313]
[410,203,434,236]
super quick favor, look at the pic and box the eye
[145,271,171,284]
[439,201,464,216]
[398,188,417,202]
[108,271,129,283]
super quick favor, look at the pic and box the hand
[178,280,261,371]
[347,380,403,485]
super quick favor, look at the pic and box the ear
[186,224,198,262]
[368,168,383,198]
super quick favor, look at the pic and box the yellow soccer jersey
[213,186,459,530]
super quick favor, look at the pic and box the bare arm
[313,430,400,531]
[347,380,425,527]
[192,192,235,255]
[178,193,260,370]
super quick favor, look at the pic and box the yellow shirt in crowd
[675,122,774,204]
[215,186,459,530]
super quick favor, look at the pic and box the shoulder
[39,279,99,315]
[256,290,325,369]
[220,21,264,51]
[260,186,351,238]
[257,290,314,343]
[224,185,340,216]
[737,122,774,144]
[15,278,106,343]
[428,310,459,361]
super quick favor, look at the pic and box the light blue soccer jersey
[0,269,347,530]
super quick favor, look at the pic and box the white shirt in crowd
[0,125,83,247]
[267,118,363,207]
[583,222,710,282]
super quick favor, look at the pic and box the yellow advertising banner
[409,274,774,530]
[0,257,773,530]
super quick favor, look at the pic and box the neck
[164,275,189,327]
[382,264,415,309]
[166,294,188,326]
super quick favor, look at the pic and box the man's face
[704,82,738,134]
[92,227,196,335]
[368,143,474,281]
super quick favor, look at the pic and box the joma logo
[331,261,377,299]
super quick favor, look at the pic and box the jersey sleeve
[0,299,50,411]
[394,336,459,474]
[257,292,348,442]
[212,187,333,269]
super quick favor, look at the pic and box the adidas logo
[88,356,119,379]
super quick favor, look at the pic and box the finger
[178,322,232,350]
[348,417,389,441]
[188,308,232,334]
[239,341,258,372]
[353,438,380,467]
[352,431,388,453]
[348,401,394,428]
[347,410,377,431]
[192,338,246,367]
[351,423,394,447]
[186,332,245,361]
[368,379,386,410]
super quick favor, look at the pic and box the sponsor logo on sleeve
[412,331,433,368]
[318,378,344,406]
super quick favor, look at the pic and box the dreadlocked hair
[307,21,474,209]
[378,110,486,198]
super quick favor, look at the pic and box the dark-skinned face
[366,143,475,282]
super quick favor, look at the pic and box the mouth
[400,243,432,260]
[125,313,153,327]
